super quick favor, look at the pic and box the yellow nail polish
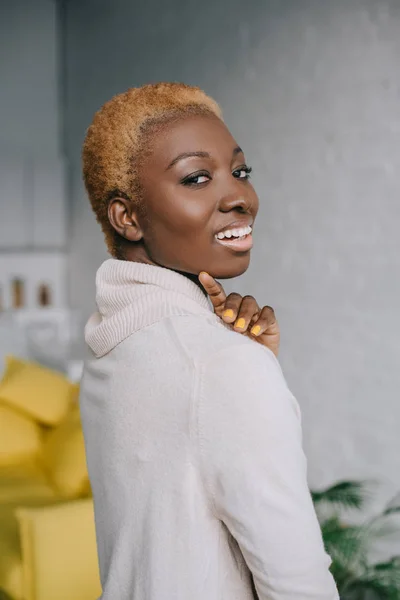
[235,318,246,329]
[251,325,261,336]
[223,309,234,318]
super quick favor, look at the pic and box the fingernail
[223,309,234,319]
[251,325,261,336]
[235,318,246,330]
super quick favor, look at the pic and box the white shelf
[0,251,67,310]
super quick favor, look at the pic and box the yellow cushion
[41,405,89,499]
[0,506,23,600]
[0,404,43,466]
[16,499,101,600]
[0,492,62,600]
[0,356,72,426]
[0,461,56,504]
[69,383,80,404]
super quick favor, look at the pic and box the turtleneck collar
[85,259,213,357]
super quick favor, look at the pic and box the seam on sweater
[163,315,199,365]
[195,344,244,519]
[192,357,220,520]
[194,342,282,523]
[164,314,223,519]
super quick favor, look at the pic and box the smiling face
[108,113,259,279]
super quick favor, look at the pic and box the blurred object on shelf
[11,278,24,309]
[0,250,83,375]
[0,252,67,311]
[38,283,52,307]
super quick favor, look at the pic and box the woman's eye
[233,166,253,180]
[192,174,209,184]
[181,172,210,186]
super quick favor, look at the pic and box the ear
[108,197,143,242]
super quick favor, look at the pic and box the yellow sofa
[0,356,101,600]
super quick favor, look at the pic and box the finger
[220,292,244,323]
[198,272,226,314]
[250,305,276,336]
[233,295,260,332]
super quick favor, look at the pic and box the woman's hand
[198,271,280,357]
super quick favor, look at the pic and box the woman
[80,82,338,600]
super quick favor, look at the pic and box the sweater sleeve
[196,342,339,600]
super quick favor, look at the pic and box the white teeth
[215,225,252,241]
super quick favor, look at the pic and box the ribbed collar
[85,259,213,357]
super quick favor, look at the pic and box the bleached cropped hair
[82,82,222,255]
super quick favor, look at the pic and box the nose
[219,193,252,214]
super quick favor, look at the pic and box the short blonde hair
[82,82,222,255]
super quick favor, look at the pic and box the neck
[174,270,207,295]
[116,244,208,297]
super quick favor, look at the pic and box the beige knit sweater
[80,259,339,600]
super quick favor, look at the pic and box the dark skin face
[108,113,259,284]
[107,112,280,354]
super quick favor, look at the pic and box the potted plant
[312,481,400,599]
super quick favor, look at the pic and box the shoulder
[194,330,301,425]
[165,311,276,366]
[159,312,289,397]
[199,339,288,398]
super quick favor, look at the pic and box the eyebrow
[166,146,244,171]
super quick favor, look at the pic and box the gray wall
[64,0,400,507]
[0,0,60,156]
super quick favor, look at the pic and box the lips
[215,233,254,252]
[214,219,254,237]
[213,219,254,253]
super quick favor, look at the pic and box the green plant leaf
[324,524,368,568]
[312,481,367,511]
[312,481,400,597]
[343,560,400,599]
[343,579,400,600]
[320,518,370,591]
[383,506,400,517]
[383,493,400,518]
[368,517,400,540]
[321,516,343,535]
[340,557,400,599]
